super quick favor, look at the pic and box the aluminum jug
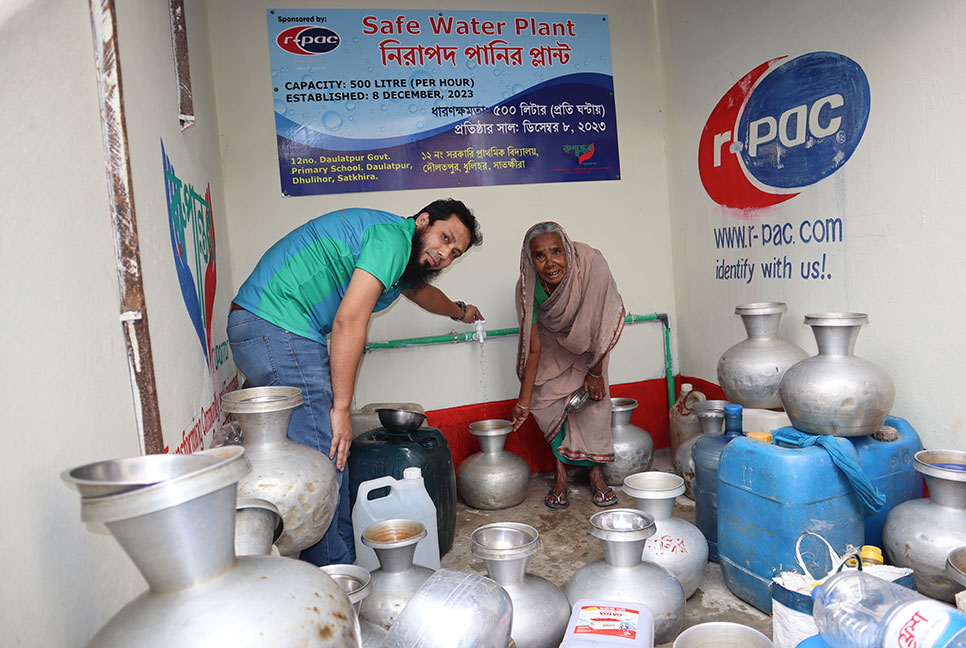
[565,509,686,644]
[457,420,530,510]
[222,386,339,555]
[360,519,435,632]
[471,522,570,648]
[779,313,895,437]
[61,447,357,647]
[884,449,966,602]
[717,302,808,409]
[623,471,708,598]
[602,398,654,487]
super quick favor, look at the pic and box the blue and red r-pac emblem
[277,25,341,55]
[699,52,870,210]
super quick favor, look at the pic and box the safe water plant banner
[267,9,620,196]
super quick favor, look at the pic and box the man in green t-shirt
[228,199,483,565]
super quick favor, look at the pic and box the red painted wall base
[425,376,726,473]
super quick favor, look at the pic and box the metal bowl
[673,621,773,647]
[946,547,966,588]
[61,453,222,498]
[377,408,427,433]
[564,387,590,414]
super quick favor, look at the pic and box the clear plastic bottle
[813,571,966,648]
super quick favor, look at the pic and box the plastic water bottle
[813,571,966,648]
[723,403,743,437]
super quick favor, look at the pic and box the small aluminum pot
[673,622,773,648]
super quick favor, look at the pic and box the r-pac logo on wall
[699,52,870,210]
[277,25,341,55]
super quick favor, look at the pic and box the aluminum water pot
[234,497,282,556]
[779,313,895,436]
[674,400,726,499]
[883,449,966,602]
[61,447,358,647]
[222,386,339,555]
[717,302,808,409]
[623,471,709,598]
[565,509,686,644]
[384,569,513,648]
[322,564,388,648]
[470,522,570,648]
[360,519,435,632]
[602,398,654,487]
[457,420,529,510]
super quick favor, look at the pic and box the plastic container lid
[747,431,773,443]
[724,404,743,414]
[403,467,422,479]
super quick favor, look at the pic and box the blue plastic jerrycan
[717,416,923,613]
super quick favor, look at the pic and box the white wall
[0,1,144,644]
[207,0,676,411]
[116,0,237,453]
[659,0,966,449]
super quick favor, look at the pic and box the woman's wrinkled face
[529,232,568,291]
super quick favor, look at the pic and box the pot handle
[679,389,706,415]
[356,475,398,502]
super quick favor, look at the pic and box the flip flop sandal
[544,488,570,509]
[593,487,618,507]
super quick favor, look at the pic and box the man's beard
[400,227,442,287]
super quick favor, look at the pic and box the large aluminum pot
[61,447,357,647]
[717,302,807,409]
[457,420,529,510]
[222,386,340,555]
[602,398,654,487]
[883,449,966,602]
[779,313,895,437]
[383,569,513,648]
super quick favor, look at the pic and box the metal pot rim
[609,397,639,412]
[469,419,513,437]
[320,564,372,604]
[735,302,786,316]
[690,400,728,416]
[914,449,966,482]
[803,312,869,327]
[236,497,284,542]
[589,508,655,542]
[75,446,250,524]
[222,386,304,414]
[469,522,540,560]
[361,518,427,549]
[622,471,685,500]
[946,547,966,587]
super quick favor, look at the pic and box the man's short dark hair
[413,199,483,247]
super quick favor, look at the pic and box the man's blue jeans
[226,308,355,566]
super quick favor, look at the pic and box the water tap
[472,319,486,346]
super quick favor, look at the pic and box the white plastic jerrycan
[352,467,440,571]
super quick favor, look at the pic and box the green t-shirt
[532,279,549,325]
[234,208,414,344]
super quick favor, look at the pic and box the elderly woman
[510,222,625,509]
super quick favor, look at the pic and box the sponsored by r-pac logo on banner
[698,52,870,210]
[277,25,341,55]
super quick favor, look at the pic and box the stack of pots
[717,302,807,409]
[457,419,530,510]
[61,447,358,647]
[565,508,686,644]
[470,522,571,648]
[221,386,339,557]
[601,398,654,487]
[623,471,708,598]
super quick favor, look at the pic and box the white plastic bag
[771,532,915,648]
